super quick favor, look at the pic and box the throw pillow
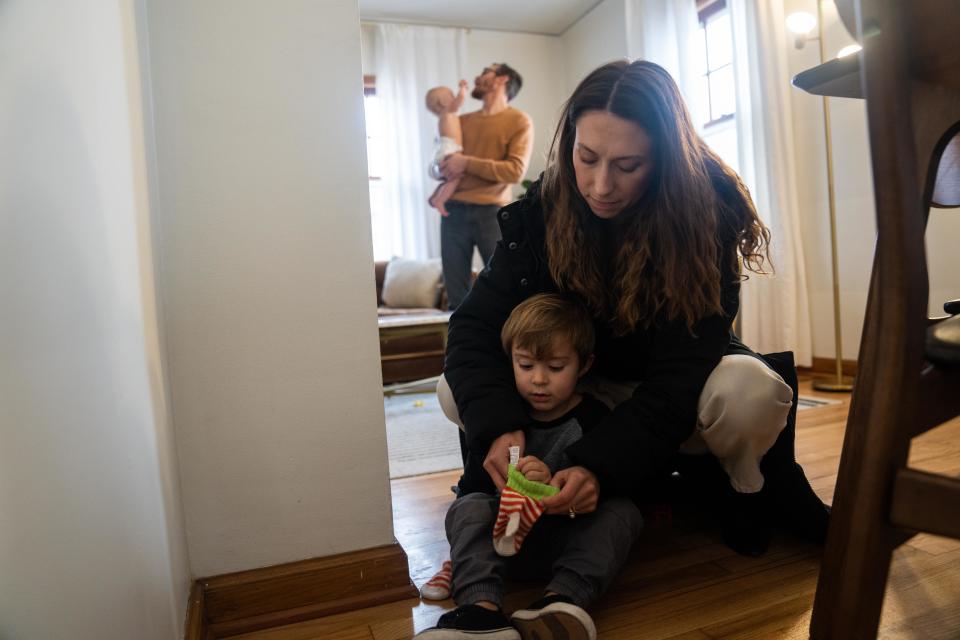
[381,257,443,309]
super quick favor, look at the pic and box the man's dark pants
[440,200,501,310]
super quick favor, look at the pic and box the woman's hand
[517,455,551,483]
[541,466,599,516]
[483,430,525,491]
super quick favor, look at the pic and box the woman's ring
[568,506,577,519]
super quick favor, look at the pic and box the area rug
[385,392,840,479]
[385,392,463,479]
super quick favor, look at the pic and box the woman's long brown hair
[541,60,770,334]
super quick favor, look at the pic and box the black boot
[722,488,772,556]
[674,453,771,555]
[767,462,831,544]
[758,351,831,544]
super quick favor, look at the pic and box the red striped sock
[420,559,452,600]
[493,486,546,556]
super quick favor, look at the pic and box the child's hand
[451,80,468,111]
[517,456,551,483]
[484,430,525,490]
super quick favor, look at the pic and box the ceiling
[357,0,602,36]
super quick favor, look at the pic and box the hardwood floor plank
[906,533,960,556]
[594,559,820,638]
[226,598,422,640]
[659,631,714,640]
[700,594,813,640]
[369,617,416,640]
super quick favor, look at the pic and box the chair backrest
[932,133,960,208]
[853,0,960,384]
[834,0,959,208]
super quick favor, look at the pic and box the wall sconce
[786,11,818,49]
[788,9,862,58]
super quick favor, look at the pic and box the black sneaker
[414,604,521,639]
[510,594,596,640]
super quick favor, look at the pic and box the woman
[433,58,828,633]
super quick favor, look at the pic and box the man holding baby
[427,63,533,310]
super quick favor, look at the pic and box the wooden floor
[231,377,960,640]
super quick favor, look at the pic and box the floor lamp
[787,1,855,392]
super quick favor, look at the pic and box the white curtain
[728,0,813,365]
[372,23,467,261]
[624,0,700,104]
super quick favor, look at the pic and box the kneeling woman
[437,59,829,637]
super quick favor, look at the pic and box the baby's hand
[451,79,468,111]
[517,456,551,483]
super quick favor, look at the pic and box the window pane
[709,64,735,120]
[365,137,382,178]
[364,94,383,177]
[368,180,390,261]
[364,94,383,137]
[695,25,708,76]
[693,75,710,127]
[705,12,732,70]
[704,121,739,174]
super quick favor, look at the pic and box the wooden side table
[378,312,452,395]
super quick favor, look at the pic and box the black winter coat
[444,180,755,496]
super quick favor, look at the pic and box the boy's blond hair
[501,293,595,363]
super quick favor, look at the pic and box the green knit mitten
[493,462,559,557]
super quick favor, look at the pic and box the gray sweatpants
[446,492,644,608]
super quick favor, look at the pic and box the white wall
[785,0,875,361]
[0,1,190,638]
[361,24,378,75]
[464,30,570,184]
[561,0,629,94]
[785,0,960,360]
[146,0,395,576]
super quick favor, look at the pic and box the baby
[425,80,468,217]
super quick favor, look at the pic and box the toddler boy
[415,294,643,640]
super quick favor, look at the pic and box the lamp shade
[786,11,817,35]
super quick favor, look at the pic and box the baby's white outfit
[429,136,463,180]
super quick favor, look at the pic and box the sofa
[375,259,449,385]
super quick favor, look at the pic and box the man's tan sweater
[454,106,534,206]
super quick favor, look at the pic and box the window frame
[696,0,735,130]
[362,75,382,182]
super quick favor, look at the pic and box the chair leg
[811,507,896,639]
[810,275,916,638]
[809,370,908,638]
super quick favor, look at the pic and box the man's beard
[471,86,485,100]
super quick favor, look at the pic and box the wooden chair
[807,0,960,637]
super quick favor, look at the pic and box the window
[694,0,739,173]
[363,75,383,182]
[363,75,390,260]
